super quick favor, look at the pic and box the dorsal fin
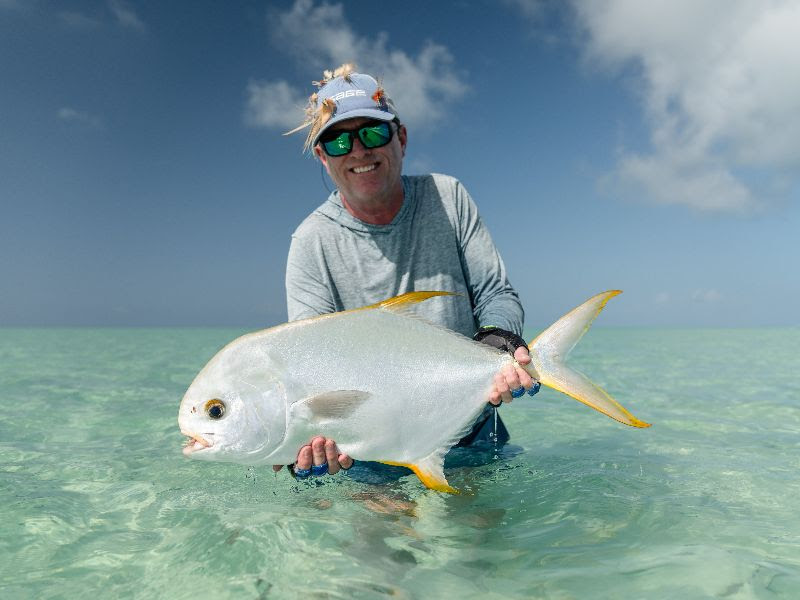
[362,291,457,312]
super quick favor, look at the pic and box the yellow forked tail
[528,290,651,428]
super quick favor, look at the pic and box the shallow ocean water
[1,326,799,599]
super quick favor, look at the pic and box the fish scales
[203,307,507,464]
[179,290,651,492]
[277,308,508,461]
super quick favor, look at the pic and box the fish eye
[204,399,226,420]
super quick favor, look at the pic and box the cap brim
[312,108,396,147]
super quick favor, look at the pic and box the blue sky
[2,0,798,327]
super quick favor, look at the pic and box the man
[273,64,538,480]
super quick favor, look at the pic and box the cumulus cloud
[108,0,146,32]
[245,0,466,132]
[572,0,800,214]
[405,155,436,176]
[244,80,306,129]
[58,11,103,29]
[655,289,723,305]
[55,1,145,32]
[58,107,103,128]
[691,289,722,304]
[502,0,548,20]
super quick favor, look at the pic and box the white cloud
[58,107,103,128]
[502,0,548,21]
[58,11,103,29]
[245,0,466,131]
[56,1,145,32]
[405,154,436,176]
[572,0,800,214]
[691,289,722,304]
[108,0,145,32]
[244,80,306,130]
[614,151,755,214]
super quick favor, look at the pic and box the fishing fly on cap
[284,63,398,153]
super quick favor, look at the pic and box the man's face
[314,117,407,207]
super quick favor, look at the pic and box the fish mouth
[181,431,212,456]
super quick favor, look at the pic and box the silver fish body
[178,291,649,492]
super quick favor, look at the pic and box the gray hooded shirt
[285,174,523,338]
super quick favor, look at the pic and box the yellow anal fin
[379,460,459,494]
[364,291,457,311]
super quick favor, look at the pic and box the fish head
[178,345,288,463]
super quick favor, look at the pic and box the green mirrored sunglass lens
[360,126,390,148]
[324,134,351,155]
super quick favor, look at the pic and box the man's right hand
[474,327,539,405]
[272,436,354,476]
[488,345,537,405]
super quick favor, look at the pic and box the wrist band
[311,462,329,476]
[473,326,528,355]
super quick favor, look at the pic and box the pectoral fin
[381,450,458,494]
[296,390,371,423]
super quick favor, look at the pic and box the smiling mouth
[181,431,212,456]
[351,163,378,174]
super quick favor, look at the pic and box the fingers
[502,363,520,403]
[285,437,352,479]
[311,436,326,467]
[492,371,511,405]
[338,453,354,470]
[515,364,533,390]
[488,360,539,405]
[514,346,531,364]
[295,443,313,470]
[324,439,355,474]
[512,347,533,388]
[325,438,341,474]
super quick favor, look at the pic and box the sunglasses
[318,120,395,157]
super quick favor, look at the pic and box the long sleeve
[285,228,338,321]
[452,181,525,335]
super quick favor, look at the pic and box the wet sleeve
[454,182,525,336]
[285,232,337,321]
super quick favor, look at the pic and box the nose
[349,134,370,157]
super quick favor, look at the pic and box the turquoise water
[1,327,799,599]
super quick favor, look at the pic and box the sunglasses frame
[318,119,398,157]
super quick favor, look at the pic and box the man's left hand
[272,436,353,477]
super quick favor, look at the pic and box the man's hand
[272,436,354,477]
[473,327,539,405]
[488,346,537,405]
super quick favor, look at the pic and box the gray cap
[312,72,397,146]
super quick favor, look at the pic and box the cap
[313,72,397,145]
[286,64,398,152]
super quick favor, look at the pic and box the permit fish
[178,290,650,492]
